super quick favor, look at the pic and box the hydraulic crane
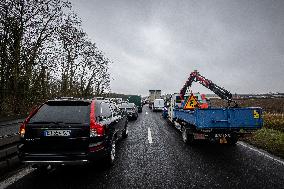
[179,70,237,107]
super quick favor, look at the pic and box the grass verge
[242,128,284,159]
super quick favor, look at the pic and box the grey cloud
[70,0,284,96]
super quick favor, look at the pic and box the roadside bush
[263,113,284,132]
[243,128,284,158]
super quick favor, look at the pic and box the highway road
[1,106,284,189]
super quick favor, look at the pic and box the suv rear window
[29,101,90,124]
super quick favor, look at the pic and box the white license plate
[215,134,231,138]
[44,130,71,137]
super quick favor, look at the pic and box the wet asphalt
[2,106,284,189]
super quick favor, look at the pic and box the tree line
[0,0,111,116]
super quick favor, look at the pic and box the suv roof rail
[60,97,74,100]
[53,97,83,101]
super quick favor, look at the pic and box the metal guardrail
[0,120,24,140]
[0,133,21,176]
[0,120,23,128]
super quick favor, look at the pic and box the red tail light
[20,104,43,138]
[90,122,105,137]
[90,100,104,137]
[19,123,26,138]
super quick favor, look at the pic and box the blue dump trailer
[173,107,263,144]
[168,70,263,144]
[174,108,262,130]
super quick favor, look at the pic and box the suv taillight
[19,104,42,138]
[90,100,104,137]
[20,123,26,138]
[90,122,104,137]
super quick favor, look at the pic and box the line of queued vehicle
[18,97,141,170]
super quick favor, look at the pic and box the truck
[148,90,161,109]
[168,70,263,145]
[153,99,165,111]
[128,95,142,113]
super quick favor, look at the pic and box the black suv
[18,98,128,167]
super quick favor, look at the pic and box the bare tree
[56,13,111,98]
[0,0,71,114]
[57,12,86,96]
[0,0,112,117]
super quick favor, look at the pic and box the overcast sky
[69,0,284,96]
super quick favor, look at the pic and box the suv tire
[105,138,116,166]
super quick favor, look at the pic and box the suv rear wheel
[105,138,116,166]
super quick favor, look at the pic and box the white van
[153,99,164,111]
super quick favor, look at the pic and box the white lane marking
[148,127,153,144]
[0,167,35,189]
[237,141,284,166]
[145,112,148,115]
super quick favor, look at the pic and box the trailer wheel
[227,136,238,145]
[182,127,194,144]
